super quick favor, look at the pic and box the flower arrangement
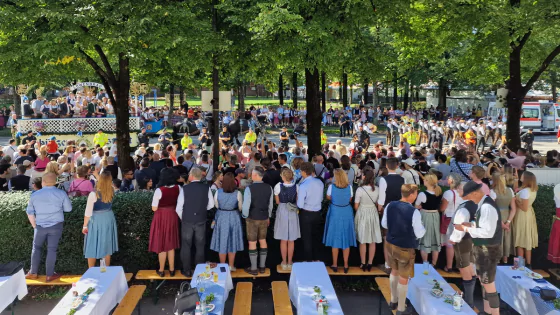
[74,121,89,131]
[67,287,95,315]
[33,121,45,132]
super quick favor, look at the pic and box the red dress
[149,185,181,253]
[548,205,560,263]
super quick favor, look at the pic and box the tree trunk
[373,84,378,106]
[363,81,369,105]
[403,79,410,110]
[342,72,348,108]
[305,67,322,159]
[179,85,184,113]
[385,83,389,104]
[212,0,220,172]
[438,78,447,109]
[415,87,420,102]
[279,74,284,106]
[392,73,398,108]
[169,83,175,115]
[506,47,523,150]
[292,72,297,109]
[114,55,132,171]
[238,82,245,112]
[552,71,558,102]
[321,71,326,112]
[13,86,21,116]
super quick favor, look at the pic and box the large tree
[0,0,210,169]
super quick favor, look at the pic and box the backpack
[314,166,326,184]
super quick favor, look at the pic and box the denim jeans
[30,222,63,276]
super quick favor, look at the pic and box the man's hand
[267,219,270,227]
[454,224,465,232]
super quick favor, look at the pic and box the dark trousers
[485,130,495,144]
[391,132,398,147]
[339,123,348,137]
[299,210,322,262]
[30,222,63,276]
[476,137,486,153]
[180,221,206,272]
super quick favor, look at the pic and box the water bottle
[317,299,324,314]
[200,299,208,315]
[453,291,463,312]
[100,258,107,273]
[194,302,203,315]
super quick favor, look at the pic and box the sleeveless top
[421,191,442,210]
[330,185,352,208]
[494,188,513,211]
[217,189,239,211]
[93,192,113,212]
[279,183,297,204]
[158,185,180,208]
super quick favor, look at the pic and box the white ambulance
[487,101,560,133]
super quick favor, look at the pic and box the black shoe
[244,267,258,276]
[330,266,338,273]
[390,302,398,310]
[360,264,366,272]
[396,309,413,315]
[181,270,192,278]
[169,270,176,277]
[258,267,266,274]
[367,264,373,272]
[344,267,349,274]
[156,270,165,277]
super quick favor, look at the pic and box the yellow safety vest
[181,136,192,149]
[404,131,419,145]
[245,133,257,144]
[93,133,108,147]
[321,133,327,145]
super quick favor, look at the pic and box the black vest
[386,201,418,249]
[248,182,272,220]
[384,174,404,204]
[421,192,442,210]
[473,196,502,246]
[182,181,210,223]
[11,175,30,191]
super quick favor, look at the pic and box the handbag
[173,281,200,314]
[440,190,455,234]
[537,287,557,301]
[0,261,24,277]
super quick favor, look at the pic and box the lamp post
[16,84,29,116]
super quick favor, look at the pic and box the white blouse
[355,186,379,207]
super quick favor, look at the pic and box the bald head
[42,173,57,187]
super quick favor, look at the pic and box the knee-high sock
[397,283,408,312]
[259,248,267,268]
[389,274,399,303]
[463,277,476,308]
[249,250,258,270]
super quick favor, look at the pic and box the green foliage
[533,185,556,241]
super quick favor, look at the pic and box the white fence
[530,168,560,186]
[18,117,141,134]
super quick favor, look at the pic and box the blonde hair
[154,143,162,151]
[96,172,114,203]
[100,156,108,168]
[39,145,48,158]
[280,168,294,182]
[491,172,506,195]
[401,184,419,198]
[45,161,59,174]
[424,174,442,196]
[64,145,73,155]
[333,168,349,189]
[520,171,538,192]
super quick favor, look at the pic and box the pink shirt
[474,179,490,196]
[506,152,525,170]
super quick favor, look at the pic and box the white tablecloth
[190,263,233,315]
[49,266,129,315]
[407,264,476,315]
[0,269,28,312]
[288,262,343,315]
[496,266,560,315]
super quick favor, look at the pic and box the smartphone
[90,165,96,171]
[220,267,226,273]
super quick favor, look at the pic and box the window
[556,109,560,118]
[521,108,539,118]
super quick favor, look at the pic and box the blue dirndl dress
[210,189,244,254]
[84,192,119,259]
[323,185,357,249]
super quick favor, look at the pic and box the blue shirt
[296,176,324,211]
[26,186,72,227]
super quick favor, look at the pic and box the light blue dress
[210,189,244,254]
[323,185,357,249]
[84,192,119,259]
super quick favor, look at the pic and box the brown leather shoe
[25,272,38,280]
[46,273,61,282]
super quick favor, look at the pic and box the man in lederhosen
[386,118,394,146]
[455,181,502,315]
[485,118,496,146]
[436,121,445,151]
[476,120,486,153]
[445,118,455,145]
[448,182,478,309]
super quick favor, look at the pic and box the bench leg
[151,279,166,304]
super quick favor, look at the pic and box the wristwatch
[82,226,88,229]
[506,220,511,224]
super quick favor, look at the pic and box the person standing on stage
[381,184,425,315]
[297,162,325,262]
[454,181,503,315]
[175,168,215,277]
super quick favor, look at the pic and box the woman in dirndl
[83,172,119,268]
[514,171,539,268]
[489,172,516,264]
[210,173,244,270]
[353,167,380,271]
[274,168,300,271]
[415,174,443,267]
[149,168,181,277]
[548,184,560,263]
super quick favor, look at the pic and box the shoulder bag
[173,281,200,314]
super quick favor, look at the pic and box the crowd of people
[5,98,560,315]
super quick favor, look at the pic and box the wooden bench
[448,283,479,313]
[375,278,396,315]
[136,268,270,303]
[113,285,147,315]
[439,268,550,279]
[277,265,388,276]
[272,281,292,315]
[232,282,253,315]
[26,273,133,286]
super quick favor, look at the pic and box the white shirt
[175,181,215,220]
[3,145,17,158]
[109,144,118,156]
[517,188,530,199]
[449,202,471,243]
[151,185,178,206]
[355,186,379,206]
[273,182,299,195]
[381,201,426,238]
[377,171,399,207]
[466,196,498,239]
[442,189,463,217]
[401,169,420,185]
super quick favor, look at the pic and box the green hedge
[0,185,557,274]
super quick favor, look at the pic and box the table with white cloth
[49,266,128,315]
[288,262,344,315]
[407,264,476,315]
[0,269,28,313]
[496,266,560,315]
[190,263,234,315]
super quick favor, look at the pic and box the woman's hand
[82,226,88,234]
